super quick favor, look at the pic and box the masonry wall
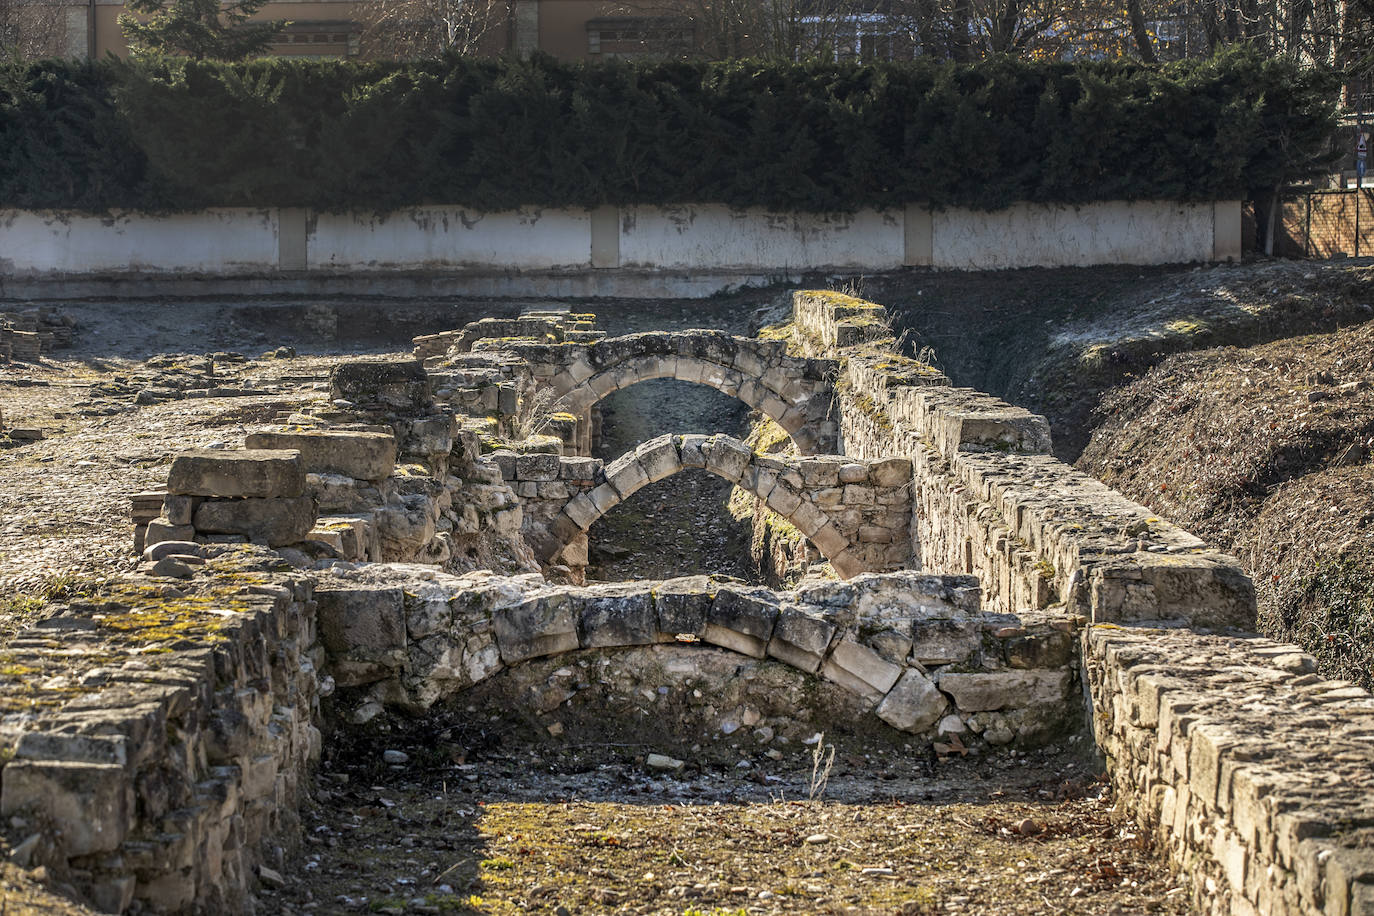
[791,289,1374,916]
[0,201,1241,280]
[313,563,1083,748]
[792,290,1256,630]
[0,547,323,913]
[1084,627,1374,916]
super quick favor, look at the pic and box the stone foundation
[791,289,1255,630]
[303,563,1082,747]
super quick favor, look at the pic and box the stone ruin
[0,306,75,364]
[0,292,1370,915]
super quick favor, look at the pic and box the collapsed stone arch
[524,331,838,455]
[541,433,867,579]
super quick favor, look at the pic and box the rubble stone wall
[1084,627,1374,916]
[0,547,322,914]
[792,290,1256,630]
[789,290,1374,916]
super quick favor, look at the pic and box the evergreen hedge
[0,50,1339,214]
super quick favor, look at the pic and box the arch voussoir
[527,434,911,580]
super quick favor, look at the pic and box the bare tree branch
[355,0,507,58]
[0,0,70,60]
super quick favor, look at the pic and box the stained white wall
[0,201,1239,279]
[0,209,279,275]
[306,208,592,271]
[930,201,1218,269]
[616,206,906,270]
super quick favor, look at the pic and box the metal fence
[1271,188,1374,259]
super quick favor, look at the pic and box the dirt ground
[863,260,1374,460]
[1077,314,1374,691]
[0,281,1213,916]
[269,712,1186,916]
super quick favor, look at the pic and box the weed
[808,732,835,802]
[514,388,566,440]
[478,857,514,870]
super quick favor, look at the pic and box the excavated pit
[6,289,1365,916]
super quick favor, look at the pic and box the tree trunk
[951,0,973,59]
[1127,0,1158,61]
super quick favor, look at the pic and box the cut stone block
[144,519,195,547]
[493,593,579,663]
[14,732,130,768]
[577,586,660,648]
[330,360,432,411]
[637,437,682,483]
[0,760,132,856]
[654,575,712,638]
[910,619,982,665]
[869,457,912,487]
[702,436,751,481]
[562,493,599,530]
[167,449,305,499]
[516,453,561,481]
[876,669,947,733]
[193,496,315,547]
[935,669,1071,712]
[245,430,397,481]
[822,636,903,699]
[704,587,779,658]
[606,459,649,499]
[768,607,837,674]
[678,434,709,469]
[315,586,407,671]
[162,494,195,526]
[811,524,848,558]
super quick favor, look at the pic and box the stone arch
[319,570,969,735]
[542,433,865,578]
[540,333,837,455]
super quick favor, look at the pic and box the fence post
[1305,194,1313,257]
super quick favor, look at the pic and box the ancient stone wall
[787,290,1374,916]
[480,328,840,455]
[522,434,913,579]
[138,371,538,577]
[312,564,1081,748]
[1084,627,1374,916]
[0,546,322,913]
[792,290,1256,630]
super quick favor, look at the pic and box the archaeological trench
[0,290,1371,916]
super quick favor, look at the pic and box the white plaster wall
[307,208,591,270]
[0,201,1228,279]
[0,209,279,275]
[931,201,1216,269]
[617,205,906,270]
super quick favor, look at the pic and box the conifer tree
[119,0,287,61]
